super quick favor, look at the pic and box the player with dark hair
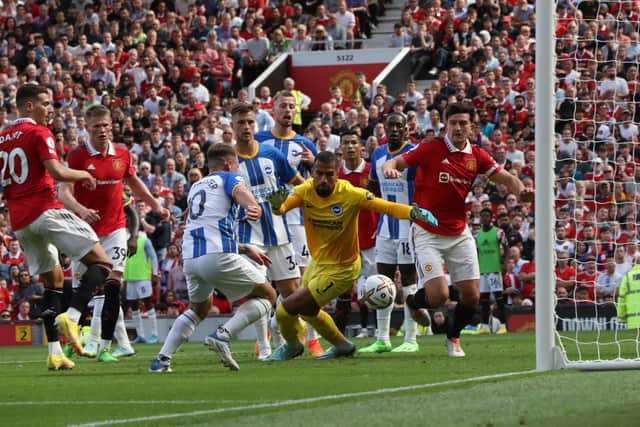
[150,143,277,372]
[254,91,323,356]
[360,111,421,353]
[336,130,378,335]
[383,101,533,357]
[0,84,111,370]
[475,208,508,334]
[223,102,305,360]
[264,150,438,361]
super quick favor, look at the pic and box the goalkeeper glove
[410,203,438,226]
[267,187,290,213]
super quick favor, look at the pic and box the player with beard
[254,91,323,357]
[264,151,438,361]
[211,103,305,360]
[383,102,532,357]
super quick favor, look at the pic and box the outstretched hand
[267,188,290,212]
[409,203,438,226]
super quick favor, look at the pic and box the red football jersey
[339,160,378,250]
[66,141,135,237]
[1,251,25,267]
[402,137,499,236]
[0,118,64,230]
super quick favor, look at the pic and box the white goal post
[536,0,640,371]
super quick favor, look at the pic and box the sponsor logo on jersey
[87,164,96,170]
[441,158,450,164]
[264,166,273,176]
[425,264,432,272]
[112,158,122,170]
[331,204,343,216]
[438,171,471,185]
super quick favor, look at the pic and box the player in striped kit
[359,112,421,354]
[254,91,324,356]
[150,143,276,372]
[228,102,305,361]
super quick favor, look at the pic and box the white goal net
[541,0,640,369]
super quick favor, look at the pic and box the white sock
[48,341,63,355]
[306,324,319,342]
[222,298,271,338]
[269,313,283,347]
[254,308,271,355]
[114,307,131,348]
[148,308,158,337]
[132,309,144,339]
[100,339,112,351]
[403,284,418,344]
[89,297,103,346]
[67,307,82,324]
[159,309,200,358]
[376,303,393,343]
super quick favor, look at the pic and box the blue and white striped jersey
[255,130,317,225]
[237,143,299,246]
[182,172,243,259]
[369,142,416,239]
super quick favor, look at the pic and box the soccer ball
[360,274,396,309]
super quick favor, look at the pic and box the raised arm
[490,169,533,202]
[382,156,410,179]
[43,159,96,188]
[125,174,170,221]
[361,196,438,225]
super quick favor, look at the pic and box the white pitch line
[69,369,538,427]
[0,359,41,365]
[0,400,257,406]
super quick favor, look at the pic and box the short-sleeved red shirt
[0,119,64,230]
[66,141,135,237]
[339,160,378,250]
[402,137,499,236]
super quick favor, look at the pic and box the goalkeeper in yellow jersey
[264,150,438,360]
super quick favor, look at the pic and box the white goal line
[69,369,537,427]
[0,399,257,406]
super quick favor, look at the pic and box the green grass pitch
[2,333,640,427]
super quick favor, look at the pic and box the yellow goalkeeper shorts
[302,259,361,308]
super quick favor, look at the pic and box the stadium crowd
[0,0,635,333]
